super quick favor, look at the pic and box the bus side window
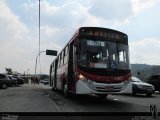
[65,46,68,55]
[61,51,64,66]
[62,50,65,65]
[52,64,54,72]
[60,53,62,67]
[58,56,60,69]
[64,46,69,64]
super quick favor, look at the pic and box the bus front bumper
[76,79,132,95]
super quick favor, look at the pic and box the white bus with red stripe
[49,27,132,98]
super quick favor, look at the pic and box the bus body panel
[77,68,131,83]
[55,60,69,91]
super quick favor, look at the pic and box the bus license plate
[105,86,114,91]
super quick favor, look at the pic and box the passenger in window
[89,56,98,67]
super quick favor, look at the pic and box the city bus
[49,27,132,98]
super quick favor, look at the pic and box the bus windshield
[77,39,130,69]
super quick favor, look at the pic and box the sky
[0,0,160,74]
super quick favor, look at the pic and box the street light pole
[34,49,57,85]
[38,0,41,76]
[34,51,46,85]
[35,50,57,77]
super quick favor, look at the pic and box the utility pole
[38,0,41,76]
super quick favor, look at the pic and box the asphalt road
[1,83,160,120]
[0,84,60,112]
[0,83,160,113]
[47,87,160,112]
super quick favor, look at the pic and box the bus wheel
[97,94,108,99]
[63,84,70,97]
[146,93,152,97]
[132,92,136,96]
[52,87,56,91]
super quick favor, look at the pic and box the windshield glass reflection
[77,39,130,69]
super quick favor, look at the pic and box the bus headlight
[79,74,85,80]
[78,74,93,85]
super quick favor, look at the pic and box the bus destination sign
[80,29,127,40]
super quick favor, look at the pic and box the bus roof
[79,27,127,36]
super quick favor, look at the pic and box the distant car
[7,75,18,86]
[147,75,160,92]
[12,76,24,85]
[132,76,155,96]
[40,79,49,85]
[0,73,10,89]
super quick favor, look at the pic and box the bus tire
[63,84,70,97]
[132,92,136,96]
[146,93,152,97]
[97,94,108,99]
[52,87,56,91]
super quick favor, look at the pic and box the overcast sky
[0,0,160,74]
